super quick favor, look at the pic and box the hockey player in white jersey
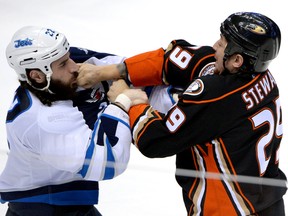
[0,26,147,216]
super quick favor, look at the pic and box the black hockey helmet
[220,12,281,72]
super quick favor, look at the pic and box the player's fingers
[77,76,92,89]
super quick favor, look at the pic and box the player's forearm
[77,63,126,88]
[95,63,126,81]
[117,63,127,79]
[77,48,166,88]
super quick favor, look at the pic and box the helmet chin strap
[27,73,55,94]
[220,54,233,75]
[223,54,229,71]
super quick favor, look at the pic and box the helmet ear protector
[220,12,281,72]
[6,26,70,89]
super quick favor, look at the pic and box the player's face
[213,35,241,74]
[50,52,79,98]
[213,34,227,74]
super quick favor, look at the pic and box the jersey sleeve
[78,104,131,180]
[36,102,131,181]
[128,77,226,158]
[125,39,215,87]
[125,48,166,86]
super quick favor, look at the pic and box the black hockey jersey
[126,40,287,215]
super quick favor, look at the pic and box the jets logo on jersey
[85,87,105,103]
[184,79,204,96]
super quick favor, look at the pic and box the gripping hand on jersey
[108,79,148,111]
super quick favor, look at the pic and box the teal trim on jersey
[1,189,99,205]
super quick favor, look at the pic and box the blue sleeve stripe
[103,136,116,180]
[78,120,99,177]
[78,112,129,179]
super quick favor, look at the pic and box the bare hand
[123,89,148,106]
[108,79,130,102]
[76,63,99,88]
[108,79,148,105]
[77,63,120,89]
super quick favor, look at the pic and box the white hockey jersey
[0,46,182,205]
[0,48,129,205]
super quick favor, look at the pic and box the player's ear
[232,54,244,69]
[29,69,46,84]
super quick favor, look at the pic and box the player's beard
[49,72,78,100]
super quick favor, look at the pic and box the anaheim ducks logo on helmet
[184,79,204,96]
[244,23,266,35]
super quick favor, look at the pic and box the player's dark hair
[19,69,52,106]
[20,80,54,106]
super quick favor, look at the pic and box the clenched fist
[108,79,148,110]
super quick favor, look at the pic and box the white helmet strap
[26,73,54,94]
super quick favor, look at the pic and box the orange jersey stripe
[202,143,239,215]
[218,138,256,213]
[129,104,162,149]
[183,74,261,104]
[188,141,253,215]
[190,53,215,81]
[129,104,149,128]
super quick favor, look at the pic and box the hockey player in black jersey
[78,12,287,215]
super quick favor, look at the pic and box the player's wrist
[117,63,127,79]
[114,93,132,112]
